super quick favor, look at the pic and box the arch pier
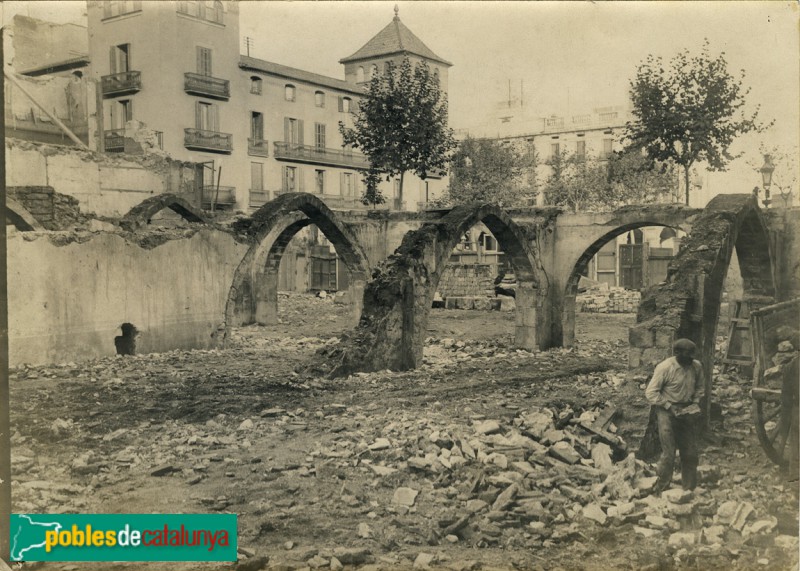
[329,203,549,376]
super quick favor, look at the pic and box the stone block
[582,503,607,525]
[500,297,516,312]
[392,487,419,507]
[629,325,655,348]
[628,348,642,369]
[548,442,581,465]
[655,328,676,349]
[668,532,696,548]
[642,348,668,366]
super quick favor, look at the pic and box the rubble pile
[8,300,798,570]
[577,285,641,314]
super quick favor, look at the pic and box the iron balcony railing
[202,185,236,208]
[184,128,232,153]
[184,72,230,100]
[104,129,125,152]
[101,71,142,97]
[248,138,268,157]
[273,142,370,169]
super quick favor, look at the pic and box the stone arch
[329,203,544,376]
[120,193,206,231]
[558,206,699,348]
[5,198,43,231]
[629,194,776,424]
[224,192,370,334]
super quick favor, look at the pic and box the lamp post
[759,154,775,209]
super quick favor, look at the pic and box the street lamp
[759,154,775,209]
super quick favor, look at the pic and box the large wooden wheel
[750,298,800,468]
[752,356,797,467]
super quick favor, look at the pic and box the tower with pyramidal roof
[339,5,451,94]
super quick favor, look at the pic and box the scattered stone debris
[8,302,798,570]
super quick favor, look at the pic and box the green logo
[11,514,237,561]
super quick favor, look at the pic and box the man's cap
[673,338,697,352]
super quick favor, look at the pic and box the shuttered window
[251,162,264,191]
[195,101,218,131]
[284,117,303,145]
[314,123,326,149]
[196,46,212,76]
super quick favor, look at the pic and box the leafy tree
[542,149,677,212]
[340,57,456,207]
[625,40,770,205]
[359,168,386,208]
[606,150,680,204]
[542,150,609,212]
[444,137,537,206]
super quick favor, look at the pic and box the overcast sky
[5,1,799,196]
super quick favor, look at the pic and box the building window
[285,84,296,102]
[251,162,264,191]
[250,76,262,95]
[341,172,354,197]
[357,67,365,83]
[283,166,297,192]
[370,64,378,80]
[284,117,302,145]
[103,1,142,19]
[314,91,325,108]
[551,143,560,159]
[196,101,218,131]
[339,97,351,113]
[314,123,326,149]
[315,170,325,194]
[109,44,131,74]
[110,98,133,129]
[480,232,497,252]
[602,138,613,159]
[576,140,586,159]
[196,46,212,76]
[384,61,392,75]
[250,112,263,140]
[177,1,224,24]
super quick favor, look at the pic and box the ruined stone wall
[8,228,247,366]
[5,139,199,218]
[6,186,88,231]
[438,263,496,298]
[577,286,641,314]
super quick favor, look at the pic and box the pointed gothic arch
[224,192,369,335]
[330,203,545,375]
[120,193,206,231]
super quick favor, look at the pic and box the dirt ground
[8,293,799,571]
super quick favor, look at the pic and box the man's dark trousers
[654,406,698,491]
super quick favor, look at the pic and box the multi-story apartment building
[86,0,450,212]
[455,105,632,205]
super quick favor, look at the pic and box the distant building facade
[83,0,450,212]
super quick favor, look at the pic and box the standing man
[645,338,705,493]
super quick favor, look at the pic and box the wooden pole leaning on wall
[3,69,90,151]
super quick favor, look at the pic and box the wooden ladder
[722,297,773,371]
